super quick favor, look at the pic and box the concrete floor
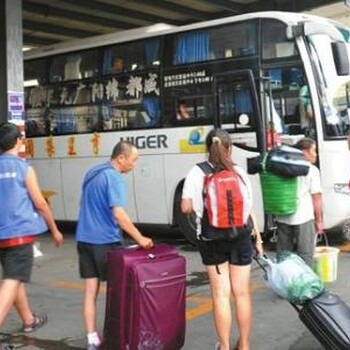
[1,233,349,350]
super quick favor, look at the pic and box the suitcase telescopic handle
[124,245,157,259]
[253,254,270,273]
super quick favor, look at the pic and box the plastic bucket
[313,246,340,283]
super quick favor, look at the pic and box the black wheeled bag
[293,291,350,350]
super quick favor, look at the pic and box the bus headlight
[334,183,350,196]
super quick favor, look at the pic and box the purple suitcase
[103,244,186,350]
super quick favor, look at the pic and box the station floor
[1,233,350,350]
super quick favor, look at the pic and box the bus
[23,11,350,244]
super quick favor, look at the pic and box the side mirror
[331,41,350,76]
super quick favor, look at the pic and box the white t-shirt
[276,164,322,225]
[182,163,253,237]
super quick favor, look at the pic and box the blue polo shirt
[75,162,126,244]
[0,154,47,239]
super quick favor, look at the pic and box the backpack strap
[197,161,214,175]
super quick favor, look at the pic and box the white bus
[23,11,350,243]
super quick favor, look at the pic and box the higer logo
[120,134,168,149]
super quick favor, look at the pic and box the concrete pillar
[0,0,24,126]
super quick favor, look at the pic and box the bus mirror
[331,41,350,76]
[286,24,303,40]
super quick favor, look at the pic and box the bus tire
[174,187,198,246]
[178,210,198,246]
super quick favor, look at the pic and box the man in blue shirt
[75,140,153,350]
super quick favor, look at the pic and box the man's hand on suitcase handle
[137,236,154,250]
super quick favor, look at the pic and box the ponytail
[206,129,234,172]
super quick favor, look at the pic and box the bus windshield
[306,32,350,138]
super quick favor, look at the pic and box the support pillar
[0,0,24,126]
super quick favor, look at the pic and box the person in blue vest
[75,140,153,350]
[0,122,63,350]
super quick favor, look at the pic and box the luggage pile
[248,145,310,216]
[256,254,350,350]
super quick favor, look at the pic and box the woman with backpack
[181,128,263,350]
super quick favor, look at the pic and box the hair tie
[212,136,221,145]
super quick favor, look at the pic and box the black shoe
[22,313,48,333]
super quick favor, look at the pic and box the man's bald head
[111,141,136,159]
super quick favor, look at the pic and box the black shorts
[0,243,34,282]
[77,242,121,281]
[197,232,253,266]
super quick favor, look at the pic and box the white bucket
[313,246,339,283]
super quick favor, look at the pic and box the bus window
[175,97,211,121]
[330,81,350,136]
[263,66,311,136]
[102,38,160,75]
[262,19,298,60]
[103,96,160,130]
[217,77,256,129]
[171,20,257,65]
[99,72,161,130]
[24,59,47,86]
[25,108,48,137]
[50,105,101,135]
[50,50,99,82]
[176,100,191,120]
[25,84,50,137]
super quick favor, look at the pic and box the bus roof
[24,11,344,60]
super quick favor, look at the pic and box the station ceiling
[22,0,344,48]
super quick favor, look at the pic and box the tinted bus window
[50,50,99,82]
[24,59,47,85]
[172,20,257,65]
[102,38,160,75]
[163,69,214,124]
[262,19,298,60]
[217,75,257,130]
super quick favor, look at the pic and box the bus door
[213,69,264,154]
[213,69,265,229]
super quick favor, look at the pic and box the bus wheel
[178,211,198,246]
[174,189,198,245]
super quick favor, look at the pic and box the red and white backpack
[197,162,252,240]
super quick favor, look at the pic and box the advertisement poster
[8,91,25,124]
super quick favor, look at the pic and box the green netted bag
[260,171,298,215]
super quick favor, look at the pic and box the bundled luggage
[247,145,310,177]
[256,254,350,350]
[103,244,186,350]
[247,145,310,215]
